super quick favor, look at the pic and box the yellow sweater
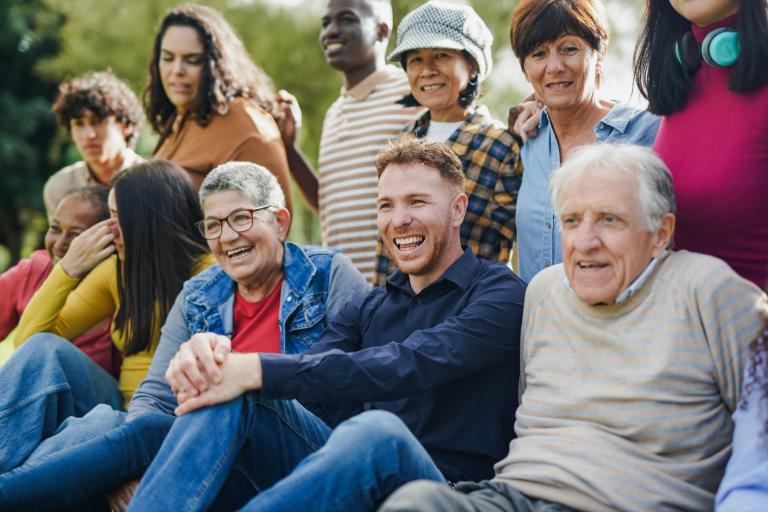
[16,254,215,404]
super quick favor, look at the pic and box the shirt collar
[344,67,392,101]
[386,248,479,294]
[563,250,666,305]
[540,104,637,136]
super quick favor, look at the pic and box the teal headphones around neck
[675,28,741,71]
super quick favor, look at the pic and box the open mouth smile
[226,246,253,260]
[394,235,425,251]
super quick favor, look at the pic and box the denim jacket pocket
[286,293,327,353]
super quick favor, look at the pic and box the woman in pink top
[634,0,768,287]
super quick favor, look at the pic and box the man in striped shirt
[278,0,421,282]
[381,144,767,512]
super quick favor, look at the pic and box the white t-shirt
[425,120,462,142]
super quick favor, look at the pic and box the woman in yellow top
[148,3,293,211]
[1,159,213,473]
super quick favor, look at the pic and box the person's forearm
[285,145,320,213]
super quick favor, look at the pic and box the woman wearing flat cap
[372,0,523,286]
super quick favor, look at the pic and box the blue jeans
[130,394,445,512]
[0,406,174,511]
[0,333,124,472]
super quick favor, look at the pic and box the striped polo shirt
[318,66,422,283]
[494,250,767,511]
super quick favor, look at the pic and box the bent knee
[380,480,450,511]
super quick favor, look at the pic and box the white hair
[199,161,285,209]
[549,143,676,232]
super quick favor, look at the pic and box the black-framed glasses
[195,206,273,240]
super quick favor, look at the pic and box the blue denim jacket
[128,242,370,417]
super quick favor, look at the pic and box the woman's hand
[59,219,116,278]
[166,332,232,399]
[508,97,544,143]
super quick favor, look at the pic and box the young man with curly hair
[44,71,144,220]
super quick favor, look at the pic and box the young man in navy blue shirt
[129,138,527,511]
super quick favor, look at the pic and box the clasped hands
[165,333,263,416]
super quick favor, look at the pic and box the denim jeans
[0,333,123,472]
[130,395,445,512]
[0,406,174,511]
[128,392,333,511]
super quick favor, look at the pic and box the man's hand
[59,219,116,278]
[165,333,232,399]
[507,97,544,144]
[274,89,303,148]
[175,352,263,416]
[106,478,139,512]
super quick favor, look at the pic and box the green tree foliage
[0,0,63,267]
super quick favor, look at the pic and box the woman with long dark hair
[146,3,293,211]
[2,160,213,472]
[634,0,768,287]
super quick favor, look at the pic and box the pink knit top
[653,15,768,287]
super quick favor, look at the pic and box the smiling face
[159,25,205,116]
[320,0,381,81]
[668,0,740,26]
[558,169,673,305]
[70,110,131,174]
[203,190,287,294]
[522,34,601,113]
[377,162,466,290]
[45,195,102,263]
[406,48,475,122]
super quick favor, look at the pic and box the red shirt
[231,278,282,354]
[0,250,119,376]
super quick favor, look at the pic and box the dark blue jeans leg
[0,409,174,511]
[128,392,332,512]
[241,410,446,512]
[0,333,124,472]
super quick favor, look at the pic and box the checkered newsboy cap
[388,1,493,81]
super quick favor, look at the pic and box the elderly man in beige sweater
[381,143,767,512]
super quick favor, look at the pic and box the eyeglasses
[195,206,273,240]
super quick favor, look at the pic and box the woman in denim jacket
[0,162,369,511]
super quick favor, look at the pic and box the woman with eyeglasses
[0,159,213,508]
[0,161,368,511]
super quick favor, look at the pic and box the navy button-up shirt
[260,249,526,482]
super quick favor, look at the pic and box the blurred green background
[0,0,644,273]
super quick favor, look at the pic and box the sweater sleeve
[127,289,190,418]
[697,259,767,412]
[15,258,117,347]
[0,260,28,340]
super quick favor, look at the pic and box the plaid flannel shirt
[372,107,523,286]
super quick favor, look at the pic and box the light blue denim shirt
[516,103,660,283]
[128,242,370,418]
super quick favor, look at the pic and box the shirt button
[415,297,421,304]
[544,259,550,266]
[286,296,292,302]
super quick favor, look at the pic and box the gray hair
[550,144,676,232]
[199,161,285,209]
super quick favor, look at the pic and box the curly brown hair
[52,70,144,147]
[145,3,277,140]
